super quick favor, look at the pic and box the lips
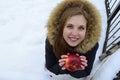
[69,37,78,42]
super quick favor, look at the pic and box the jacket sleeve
[69,43,99,78]
[45,39,69,75]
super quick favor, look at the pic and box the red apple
[65,54,81,71]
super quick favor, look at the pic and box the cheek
[83,33,86,39]
[83,32,86,39]
[63,28,70,37]
[79,31,86,38]
[63,29,66,39]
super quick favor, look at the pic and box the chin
[68,43,78,47]
[65,40,80,47]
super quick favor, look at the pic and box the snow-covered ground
[0,0,119,80]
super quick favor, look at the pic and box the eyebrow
[66,23,86,27]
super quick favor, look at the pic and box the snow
[91,49,120,80]
[0,0,119,80]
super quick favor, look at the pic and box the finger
[76,53,79,56]
[80,56,86,60]
[61,55,68,58]
[59,61,65,67]
[59,58,66,63]
[61,66,66,70]
[81,59,88,63]
[67,53,70,55]
[80,58,87,63]
[81,61,88,67]
[79,65,85,70]
[80,59,88,66]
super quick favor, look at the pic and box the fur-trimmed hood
[46,0,101,54]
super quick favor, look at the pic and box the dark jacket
[45,39,99,78]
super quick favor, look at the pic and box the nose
[71,29,78,36]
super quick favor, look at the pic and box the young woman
[45,0,101,78]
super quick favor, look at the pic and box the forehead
[66,15,87,25]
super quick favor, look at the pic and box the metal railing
[99,0,120,61]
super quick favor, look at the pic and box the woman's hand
[79,55,88,70]
[59,54,68,70]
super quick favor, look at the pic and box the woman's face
[63,15,87,47]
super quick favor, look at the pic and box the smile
[69,37,78,42]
